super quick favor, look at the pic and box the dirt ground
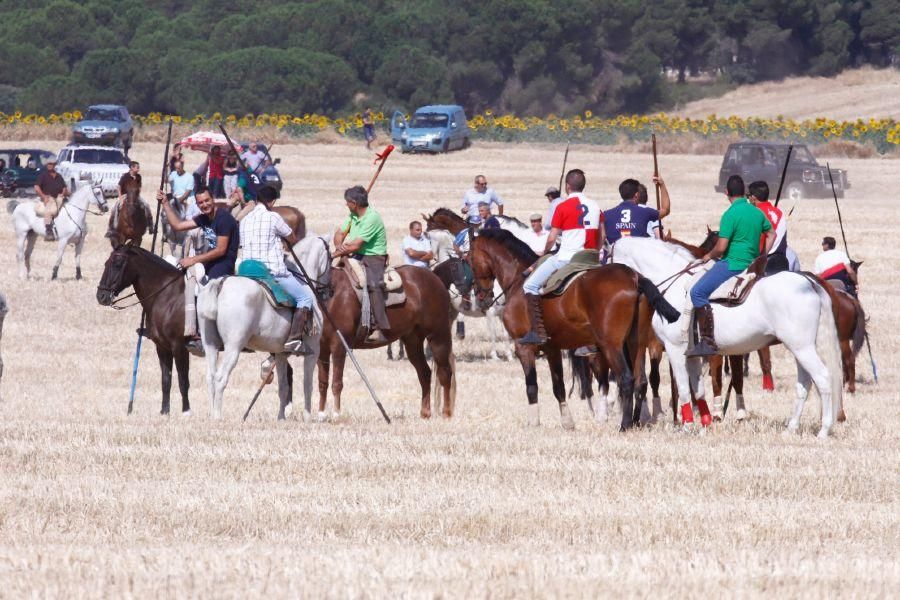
[0,138,897,597]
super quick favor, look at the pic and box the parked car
[56,144,129,198]
[240,142,283,194]
[0,148,56,196]
[715,142,850,201]
[72,105,135,152]
[392,105,471,153]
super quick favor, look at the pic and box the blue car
[392,105,471,153]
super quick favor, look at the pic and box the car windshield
[85,108,123,122]
[410,113,448,128]
[773,145,817,165]
[72,149,128,164]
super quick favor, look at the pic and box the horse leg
[486,310,500,360]
[600,343,634,432]
[709,355,724,420]
[548,348,574,430]
[514,343,540,426]
[317,346,331,419]
[23,232,36,279]
[16,232,27,279]
[648,353,663,422]
[727,355,747,420]
[330,346,346,420]
[838,338,851,422]
[429,336,455,418]
[303,343,320,422]
[212,347,241,419]
[669,363,678,426]
[74,234,85,280]
[759,347,774,391]
[587,354,608,424]
[52,237,66,280]
[276,354,291,421]
[788,346,835,438]
[156,346,173,415]
[787,362,813,435]
[174,349,191,415]
[402,333,433,419]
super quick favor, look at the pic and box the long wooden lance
[827,163,877,383]
[127,119,173,415]
[773,144,793,208]
[652,133,663,234]
[557,142,570,193]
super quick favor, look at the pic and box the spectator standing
[169,143,184,174]
[207,146,225,198]
[526,213,549,255]
[241,141,267,176]
[461,175,503,224]
[401,221,434,267]
[169,160,195,213]
[223,150,240,200]
[363,108,376,150]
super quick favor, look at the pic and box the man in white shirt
[461,175,503,224]
[401,220,433,267]
[815,236,858,295]
[239,186,315,354]
[526,213,549,256]
[543,186,564,231]
[240,141,267,175]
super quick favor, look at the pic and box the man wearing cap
[333,185,391,343]
[34,157,69,241]
[815,236,858,296]
[526,213,549,255]
[461,175,504,224]
[543,186,563,231]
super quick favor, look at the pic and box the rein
[106,270,183,311]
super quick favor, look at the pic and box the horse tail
[6,199,19,214]
[636,274,680,324]
[568,350,594,400]
[851,299,866,357]
[198,277,225,321]
[813,282,843,424]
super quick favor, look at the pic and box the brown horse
[317,263,456,419]
[468,229,679,431]
[110,189,150,247]
[96,244,192,415]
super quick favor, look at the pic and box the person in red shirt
[748,180,789,274]
[207,146,225,199]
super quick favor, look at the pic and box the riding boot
[283,307,313,355]
[685,304,717,357]
[44,223,56,241]
[517,293,548,345]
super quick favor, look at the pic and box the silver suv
[72,105,134,153]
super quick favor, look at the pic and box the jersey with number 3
[603,201,660,244]
[550,193,602,260]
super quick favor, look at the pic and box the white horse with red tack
[612,236,842,438]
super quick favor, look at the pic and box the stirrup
[574,345,598,357]
[186,338,205,357]
[283,339,313,356]
[365,329,389,344]
[516,330,545,345]
[685,340,718,357]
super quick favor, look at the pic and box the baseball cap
[529,213,542,221]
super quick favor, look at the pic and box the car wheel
[786,181,803,202]
[462,137,471,149]
[442,139,450,152]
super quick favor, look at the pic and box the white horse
[612,237,842,437]
[197,234,330,420]
[8,178,108,280]
[429,227,513,360]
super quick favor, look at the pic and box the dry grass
[678,66,900,120]
[0,138,898,597]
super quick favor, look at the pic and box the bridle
[98,247,184,310]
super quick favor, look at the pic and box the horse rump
[7,199,19,214]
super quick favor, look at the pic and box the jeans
[690,260,743,308]
[523,255,567,295]
[275,274,315,310]
[208,177,225,198]
[223,174,239,199]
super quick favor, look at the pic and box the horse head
[96,243,137,305]
[427,208,467,234]
[698,227,719,253]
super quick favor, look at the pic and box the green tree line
[0,0,897,116]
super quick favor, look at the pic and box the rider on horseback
[687,175,775,357]
[518,169,602,345]
[34,158,69,241]
[157,185,240,353]
[333,185,391,344]
[241,185,315,355]
[748,180,790,275]
[106,161,154,240]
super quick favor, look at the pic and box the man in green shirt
[333,185,391,342]
[687,175,775,357]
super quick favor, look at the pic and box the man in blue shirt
[604,177,671,245]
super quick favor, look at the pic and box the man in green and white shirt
[333,185,391,342]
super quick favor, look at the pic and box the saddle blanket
[237,259,296,308]
[541,250,602,296]
[344,257,406,307]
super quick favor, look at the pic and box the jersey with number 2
[551,193,602,260]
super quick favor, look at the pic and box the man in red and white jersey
[518,169,602,345]
[748,180,789,274]
[815,236,858,296]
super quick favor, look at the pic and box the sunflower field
[1,110,897,154]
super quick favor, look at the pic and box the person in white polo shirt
[461,174,504,224]
[401,220,434,267]
[815,236,858,296]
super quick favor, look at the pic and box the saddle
[235,259,297,308]
[686,254,767,308]
[541,250,602,296]
[343,257,407,307]
[32,197,65,218]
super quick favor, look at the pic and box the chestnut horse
[317,263,456,420]
[110,189,150,247]
[468,229,679,431]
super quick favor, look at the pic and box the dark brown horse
[110,189,150,247]
[468,229,679,431]
[96,244,191,415]
[317,263,456,419]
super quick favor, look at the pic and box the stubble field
[0,138,897,597]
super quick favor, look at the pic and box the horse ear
[706,225,712,234]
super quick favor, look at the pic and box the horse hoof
[817,428,831,440]
[735,409,747,421]
[526,404,540,427]
[182,410,192,417]
[316,411,327,422]
[559,402,575,431]
[837,410,846,423]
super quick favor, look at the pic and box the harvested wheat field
[0,138,898,597]
[679,67,900,120]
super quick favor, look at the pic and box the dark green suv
[0,148,56,195]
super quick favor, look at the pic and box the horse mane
[475,228,538,264]
[126,245,180,272]
[665,236,705,259]
[497,214,527,228]
[431,207,466,225]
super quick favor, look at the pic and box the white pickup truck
[56,144,129,198]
